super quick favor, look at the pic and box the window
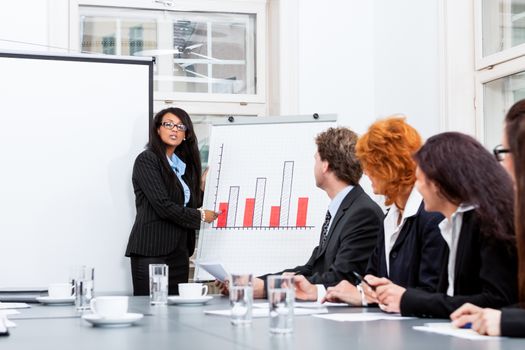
[475,0,525,148]
[70,0,267,115]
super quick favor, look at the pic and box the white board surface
[195,119,335,280]
[0,52,152,293]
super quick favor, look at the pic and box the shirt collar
[438,203,475,230]
[167,153,186,175]
[328,185,354,217]
[387,186,422,222]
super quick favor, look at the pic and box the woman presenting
[125,107,218,295]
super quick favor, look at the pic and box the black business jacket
[263,185,383,287]
[501,307,525,337]
[366,203,446,291]
[400,210,518,318]
[125,150,201,258]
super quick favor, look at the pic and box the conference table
[3,296,524,349]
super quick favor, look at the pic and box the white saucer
[168,295,213,305]
[36,296,75,305]
[82,313,143,327]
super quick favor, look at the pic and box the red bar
[296,197,309,227]
[269,206,280,227]
[217,202,229,228]
[243,198,255,227]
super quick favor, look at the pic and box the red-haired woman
[320,116,446,306]
[451,100,525,337]
[372,132,517,318]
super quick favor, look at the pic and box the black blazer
[501,307,525,337]
[366,203,446,291]
[125,150,201,257]
[400,210,518,318]
[264,185,383,287]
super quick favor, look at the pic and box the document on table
[205,307,328,317]
[194,261,229,282]
[313,312,415,322]
[253,301,347,309]
[0,302,30,310]
[413,323,500,341]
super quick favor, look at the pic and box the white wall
[296,0,376,135]
[0,0,50,51]
[374,0,441,139]
[293,0,441,138]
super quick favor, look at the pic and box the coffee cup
[178,283,208,298]
[48,283,73,298]
[90,296,128,318]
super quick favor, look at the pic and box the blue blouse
[167,154,190,207]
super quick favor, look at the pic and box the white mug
[90,296,128,318]
[48,283,73,298]
[178,283,208,298]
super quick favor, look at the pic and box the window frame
[474,0,525,70]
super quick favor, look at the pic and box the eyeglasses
[161,121,187,132]
[493,144,511,162]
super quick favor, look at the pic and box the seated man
[218,127,384,298]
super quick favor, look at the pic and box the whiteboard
[0,52,152,294]
[195,116,336,280]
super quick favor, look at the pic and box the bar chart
[195,119,334,280]
[212,144,314,230]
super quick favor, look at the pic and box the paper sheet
[0,303,30,309]
[253,301,347,309]
[205,307,328,318]
[413,323,500,341]
[313,312,415,322]
[194,261,229,282]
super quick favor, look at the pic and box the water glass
[229,273,253,326]
[74,265,95,310]
[149,264,168,305]
[267,275,294,334]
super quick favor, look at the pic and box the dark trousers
[130,248,189,296]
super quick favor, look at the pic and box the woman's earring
[183,138,186,141]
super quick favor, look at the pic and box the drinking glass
[267,275,294,334]
[229,273,253,326]
[74,265,95,310]
[149,264,168,305]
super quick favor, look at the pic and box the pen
[461,322,472,329]
[352,271,375,291]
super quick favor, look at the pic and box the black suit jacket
[400,210,518,318]
[501,307,525,337]
[125,150,201,257]
[366,203,446,291]
[264,185,383,288]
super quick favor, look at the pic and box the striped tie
[320,210,332,248]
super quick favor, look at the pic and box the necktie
[320,210,332,248]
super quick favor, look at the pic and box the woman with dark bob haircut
[371,131,517,318]
[322,116,446,306]
[452,99,525,337]
[125,107,219,295]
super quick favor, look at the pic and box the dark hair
[505,99,525,303]
[148,107,202,207]
[315,127,362,185]
[414,132,515,244]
